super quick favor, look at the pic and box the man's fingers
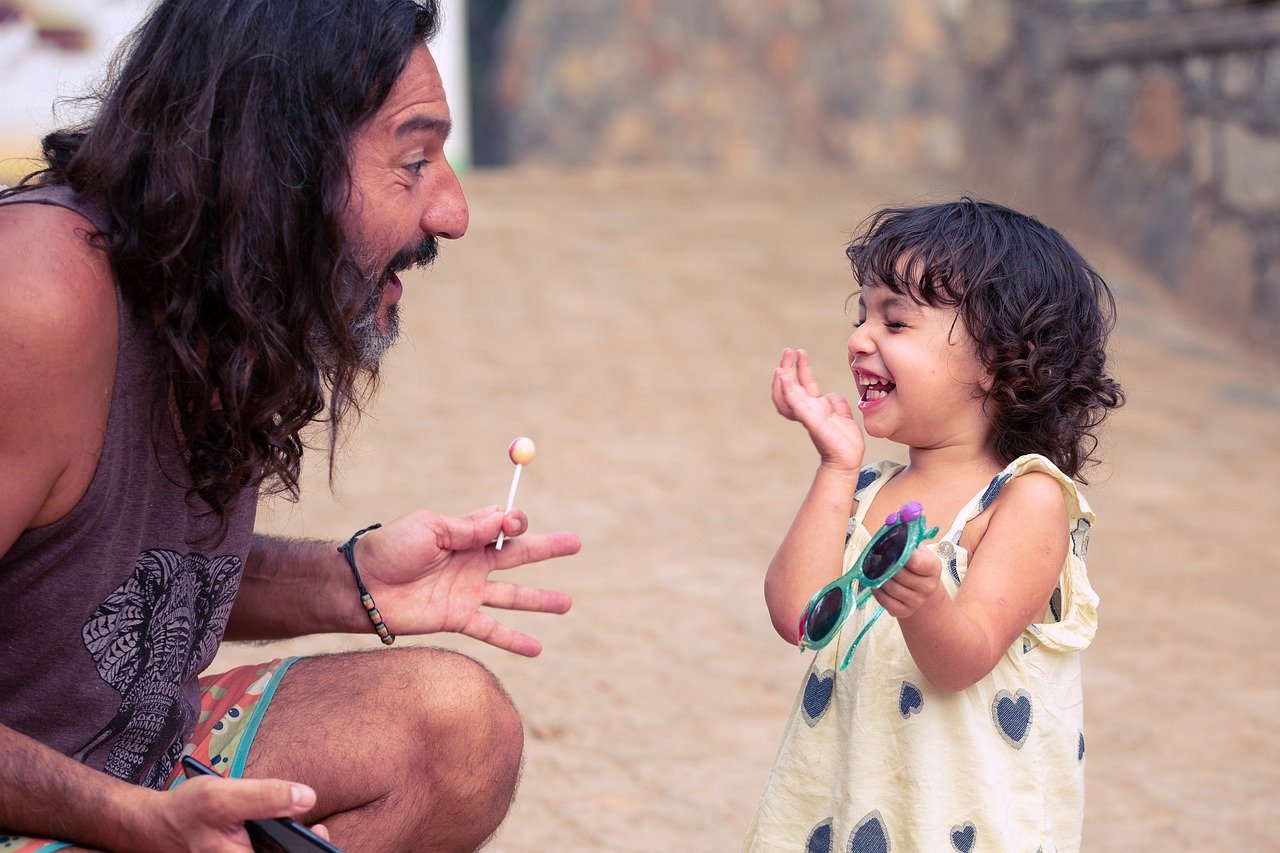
[432,507,522,551]
[200,777,315,822]
[462,611,544,657]
[491,531,582,569]
[484,580,572,614]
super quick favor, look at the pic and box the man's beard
[325,236,439,369]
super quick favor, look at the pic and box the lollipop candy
[495,437,535,549]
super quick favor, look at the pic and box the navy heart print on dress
[992,689,1033,748]
[898,681,923,719]
[848,469,880,545]
[950,822,976,851]
[802,669,835,726]
[1078,731,1086,762]
[807,819,833,853]
[849,811,889,853]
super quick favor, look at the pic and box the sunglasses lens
[863,522,910,580]
[806,587,844,642]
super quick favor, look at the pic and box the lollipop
[495,437,536,549]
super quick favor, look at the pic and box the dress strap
[846,460,905,542]
[943,453,1100,651]
[939,466,1018,544]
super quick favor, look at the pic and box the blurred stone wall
[960,0,1280,359]
[487,0,1280,357]
[489,0,965,173]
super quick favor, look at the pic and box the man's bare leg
[243,648,524,853]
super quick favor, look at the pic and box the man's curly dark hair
[2,0,441,526]
[845,198,1125,481]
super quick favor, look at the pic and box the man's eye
[406,159,429,176]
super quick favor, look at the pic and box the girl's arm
[766,348,866,644]
[874,472,1068,691]
[764,465,860,644]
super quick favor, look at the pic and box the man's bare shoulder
[0,199,119,544]
[0,200,117,344]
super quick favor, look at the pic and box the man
[0,1,580,850]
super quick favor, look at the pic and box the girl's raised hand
[772,347,865,472]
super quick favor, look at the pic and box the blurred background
[4,0,1279,358]
[3,1,1278,850]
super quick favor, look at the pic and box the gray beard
[311,276,400,371]
[348,288,399,367]
[319,234,432,369]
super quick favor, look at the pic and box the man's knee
[395,649,524,800]
[417,650,522,751]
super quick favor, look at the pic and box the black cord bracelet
[337,522,395,645]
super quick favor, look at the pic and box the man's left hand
[353,507,579,656]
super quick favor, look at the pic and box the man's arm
[0,204,154,844]
[0,204,326,849]
[0,723,324,850]
[227,510,580,655]
[0,724,159,846]
[228,534,373,639]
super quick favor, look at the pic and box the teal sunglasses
[797,501,938,670]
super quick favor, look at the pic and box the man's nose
[423,162,469,239]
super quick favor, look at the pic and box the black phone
[179,756,347,853]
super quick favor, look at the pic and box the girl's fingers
[771,368,790,413]
[872,585,910,616]
[796,349,822,396]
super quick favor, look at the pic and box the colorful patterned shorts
[0,657,300,852]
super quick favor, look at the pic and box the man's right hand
[142,774,325,852]
[0,725,329,852]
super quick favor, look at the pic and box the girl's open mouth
[856,372,895,409]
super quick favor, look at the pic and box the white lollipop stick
[494,466,522,550]
[495,437,535,549]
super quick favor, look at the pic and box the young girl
[745,199,1123,852]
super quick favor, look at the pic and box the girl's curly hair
[2,0,440,529]
[846,198,1124,481]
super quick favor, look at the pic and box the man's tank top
[0,185,257,788]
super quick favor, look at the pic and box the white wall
[0,0,470,167]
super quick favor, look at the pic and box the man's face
[341,44,469,365]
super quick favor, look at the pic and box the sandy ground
[211,166,1280,851]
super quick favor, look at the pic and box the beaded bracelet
[337,523,395,645]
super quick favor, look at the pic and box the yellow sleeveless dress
[744,454,1098,853]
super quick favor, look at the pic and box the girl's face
[847,280,993,452]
